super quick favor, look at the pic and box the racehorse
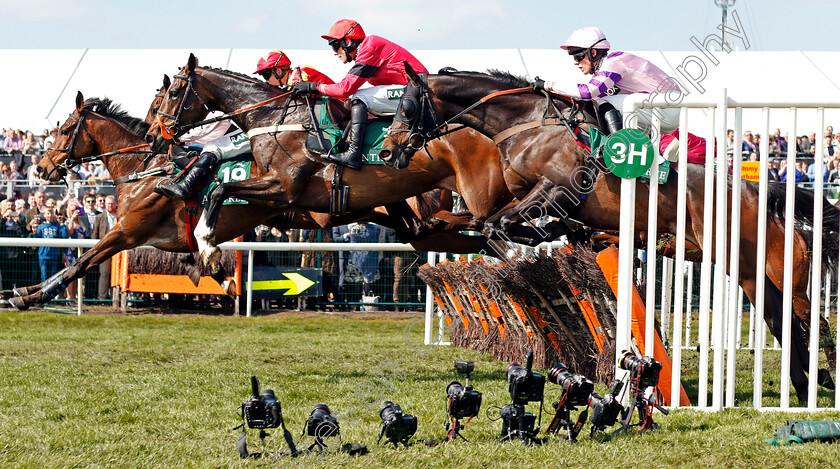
[379,66,839,403]
[4,91,491,311]
[146,54,513,272]
[144,73,495,255]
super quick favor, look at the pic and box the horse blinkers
[383,78,435,167]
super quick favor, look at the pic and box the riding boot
[330,99,367,170]
[155,153,217,200]
[602,109,623,136]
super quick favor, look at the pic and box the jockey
[253,49,335,87]
[291,19,429,170]
[533,27,681,139]
[155,51,336,201]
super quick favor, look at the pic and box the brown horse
[4,91,491,311]
[146,54,513,271]
[379,67,839,403]
[144,73,495,255]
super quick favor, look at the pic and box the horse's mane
[201,66,259,82]
[198,65,285,92]
[83,97,150,138]
[438,67,532,89]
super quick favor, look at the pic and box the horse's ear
[162,74,171,90]
[188,53,198,72]
[403,61,420,86]
[75,91,84,113]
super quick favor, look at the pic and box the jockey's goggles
[569,48,587,62]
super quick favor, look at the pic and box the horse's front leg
[195,175,296,270]
[9,227,132,310]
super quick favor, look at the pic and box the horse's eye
[60,129,69,136]
[169,89,180,99]
[402,100,417,119]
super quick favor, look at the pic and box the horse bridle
[156,69,212,142]
[45,109,95,181]
[46,109,153,182]
[384,75,451,158]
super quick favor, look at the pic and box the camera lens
[618,350,641,372]
[446,381,464,397]
[379,401,401,421]
[505,363,527,383]
[307,403,339,439]
[311,403,330,417]
[548,363,572,387]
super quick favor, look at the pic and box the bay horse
[146,54,513,272]
[143,73,495,255]
[379,66,839,403]
[4,91,491,311]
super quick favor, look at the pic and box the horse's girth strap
[184,195,200,253]
[246,124,307,139]
[492,118,561,145]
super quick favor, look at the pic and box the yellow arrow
[252,273,316,295]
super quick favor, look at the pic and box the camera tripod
[617,381,669,433]
[546,400,588,442]
[443,417,470,442]
[498,403,544,445]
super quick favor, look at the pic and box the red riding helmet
[321,19,366,42]
[253,50,292,74]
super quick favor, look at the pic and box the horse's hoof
[818,368,835,390]
[206,247,222,271]
[221,279,237,299]
[0,289,15,300]
[9,296,28,311]
[0,298,11,307]
[188,266,201,287]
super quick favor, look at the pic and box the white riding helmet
[561,27,611,51]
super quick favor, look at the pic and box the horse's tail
[766,182,840,274]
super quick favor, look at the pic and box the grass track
[0,311,838,468]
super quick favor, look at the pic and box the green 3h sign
[602,129,655,179]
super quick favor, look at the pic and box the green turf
[0,311,838,468]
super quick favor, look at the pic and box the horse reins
[157,69,295,141]
[47,109,154,181]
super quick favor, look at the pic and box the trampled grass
[0,311,839,468]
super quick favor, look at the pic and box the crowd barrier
[614,90,840,411]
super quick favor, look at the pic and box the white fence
[0,239,418,318]
[616,90,840,411]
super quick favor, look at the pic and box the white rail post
[424,251,436,345]
[645,108,661,356]
[808,108,825,409]
[245,250,254,318]
[661,258,673,345]
[670,107,689,408]
[725,107,743,408]
[751,107,769,410]
[616,96,643,389]
[697,105,716,408]
[711,89,729,410]
[685,261,694,347]
[780,107,797,409]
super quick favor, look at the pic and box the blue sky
[1,0,837,51]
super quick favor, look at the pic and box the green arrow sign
[252,273,316,296]
[603,128,655,179]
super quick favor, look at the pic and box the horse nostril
[378,149,391,160]
[144,133,154,143]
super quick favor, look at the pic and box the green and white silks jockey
[155,115,251,201]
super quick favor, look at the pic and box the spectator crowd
[5,120,840,310]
